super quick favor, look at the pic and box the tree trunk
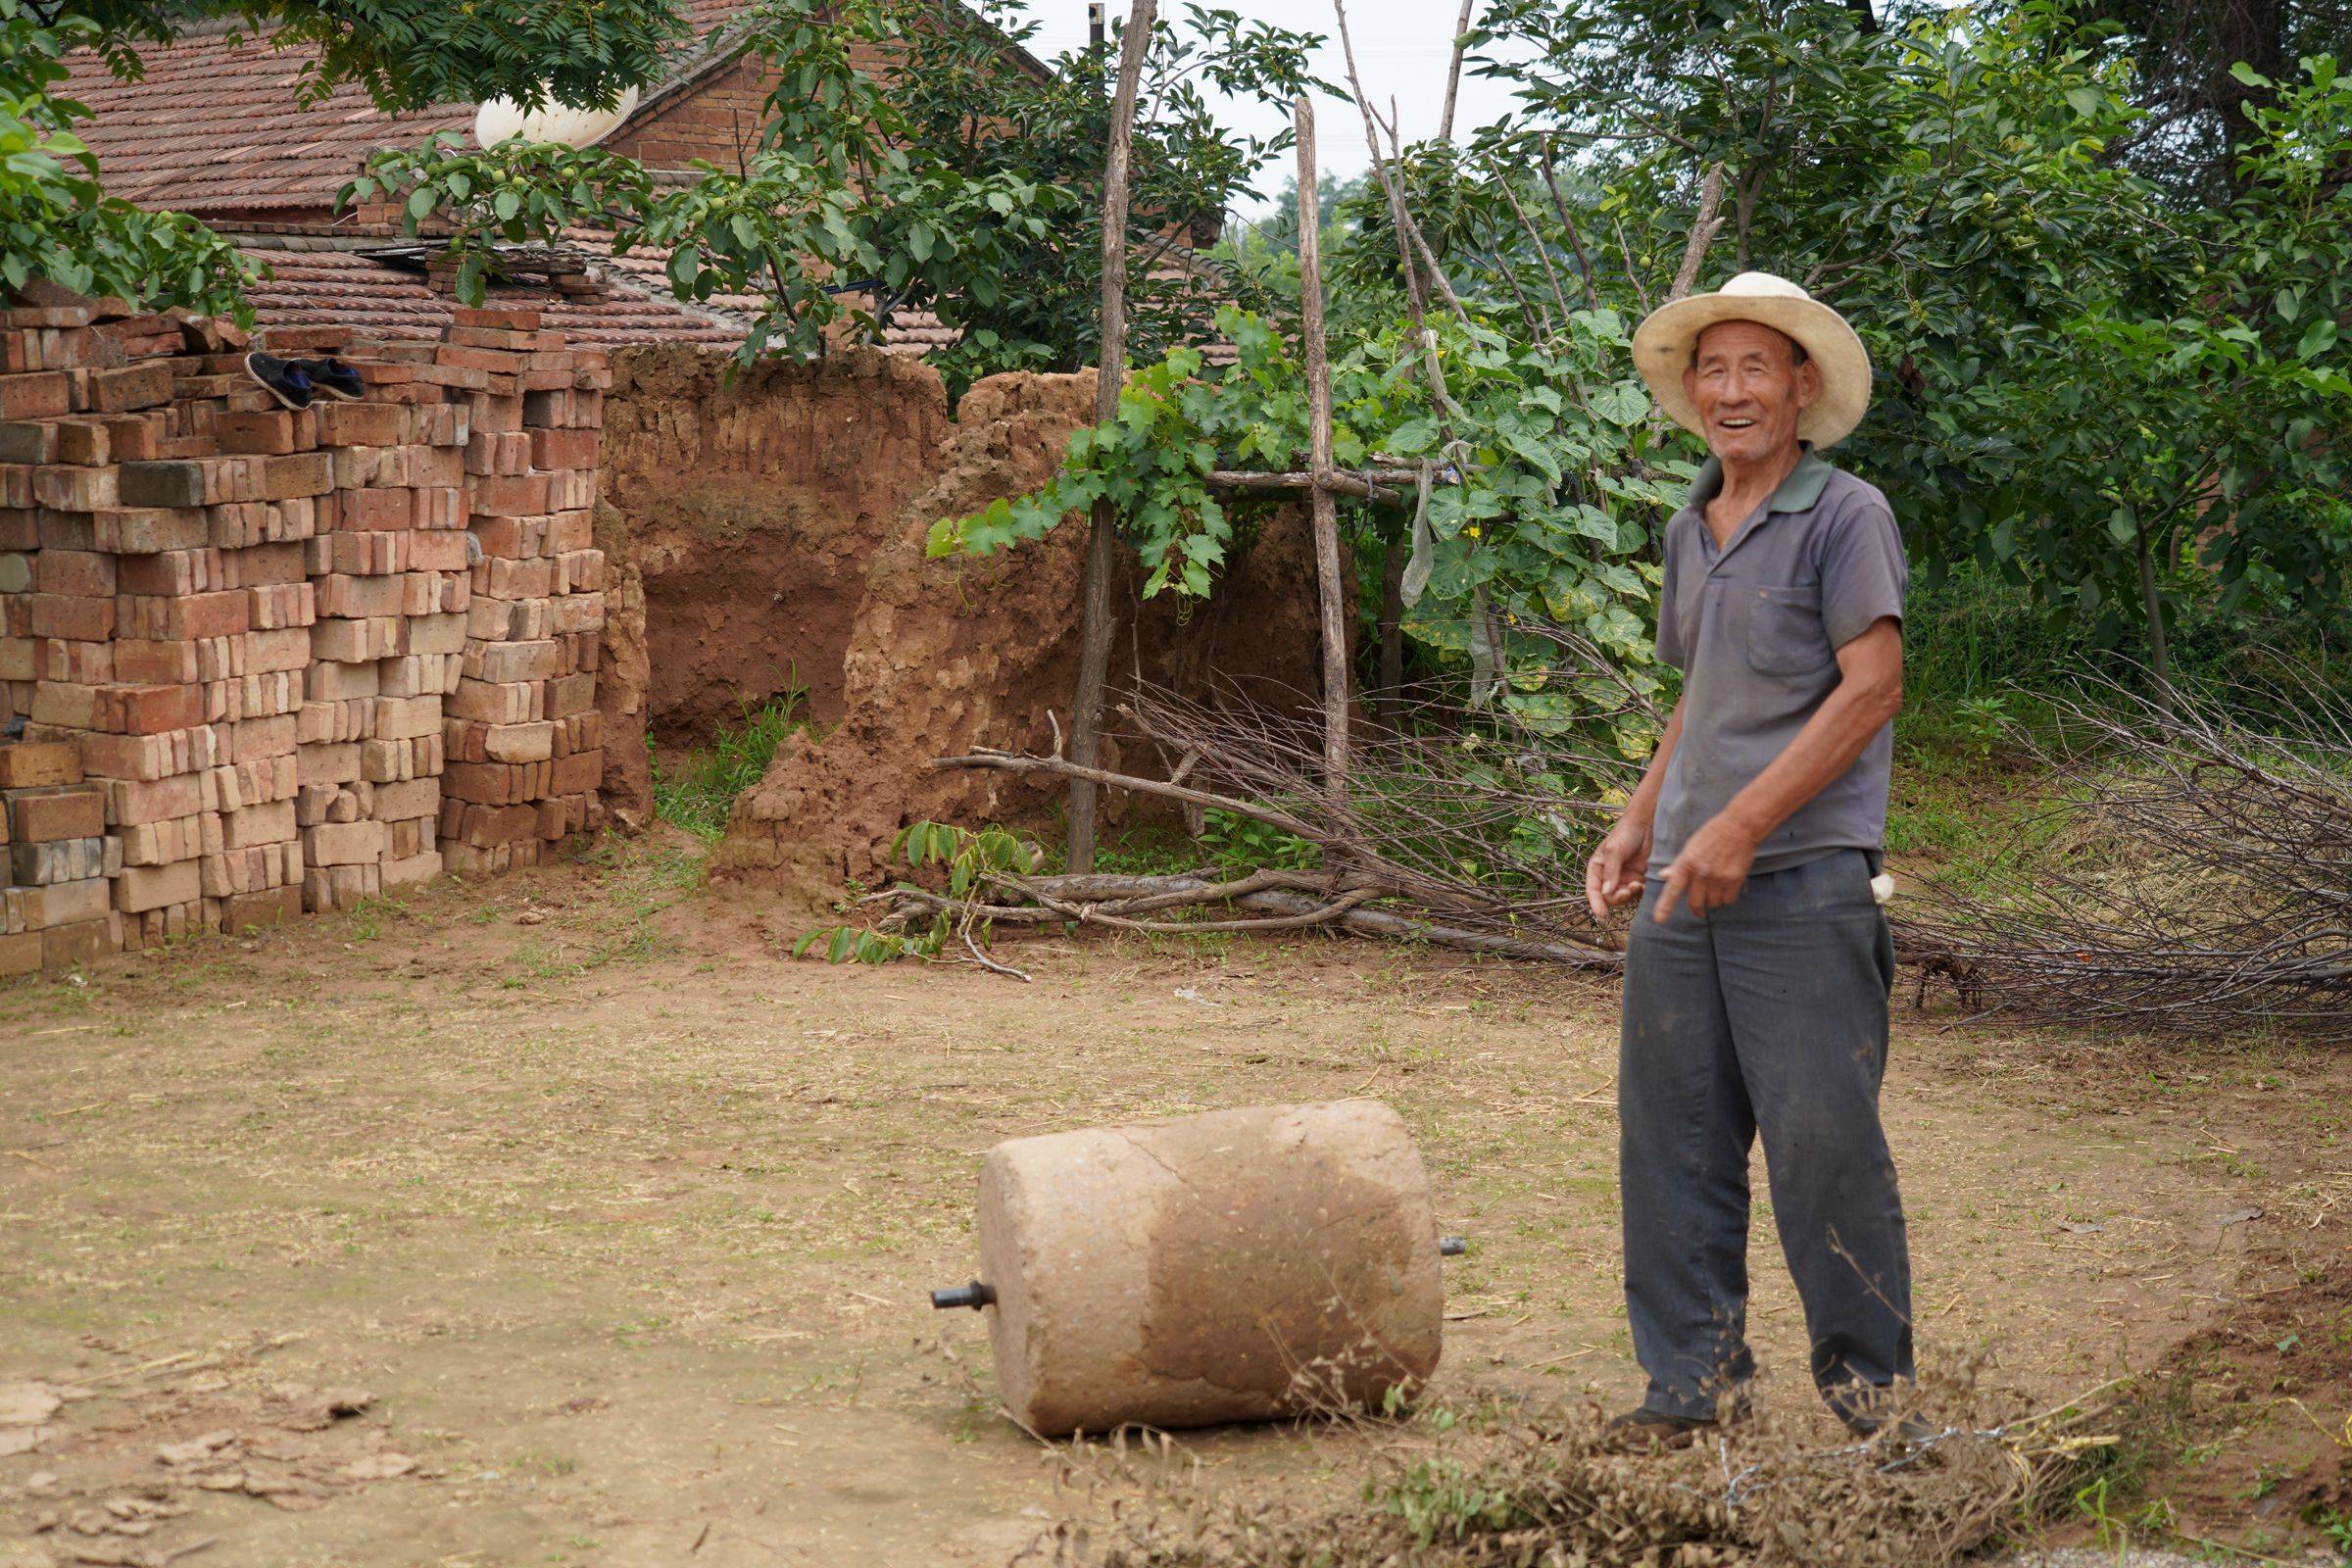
[2216,0,2284,188]
[1378,531,1405,721]
[1437,0,1476,143]
[1295,97,1349,814]
[2136,524,2173,699]
[1064,0,1157,875]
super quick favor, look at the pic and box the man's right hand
[1585,816,1653,923]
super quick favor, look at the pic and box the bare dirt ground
[2,838,2347,1568]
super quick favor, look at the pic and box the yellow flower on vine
[1464,525,1481,539]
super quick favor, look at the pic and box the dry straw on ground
[1032,1369,2119,1568]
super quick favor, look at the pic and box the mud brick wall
[0,301,609,975]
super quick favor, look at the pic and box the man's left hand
[1655,814,1759,921]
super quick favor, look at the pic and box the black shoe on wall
[293,357,366,402]
[244,351,316,412]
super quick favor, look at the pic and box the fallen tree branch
[929,716,1632,968]
[872,875,1375,936]
[1898,668,2352,1040]
[864,878,1623,964]
[931,747,1328,843]
[1235,891,1625,968]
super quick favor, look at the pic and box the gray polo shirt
[1650,447,1907,877]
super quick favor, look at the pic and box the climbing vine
[927,301,1685,753]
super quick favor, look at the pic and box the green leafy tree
[2064,0,2352,199]
[931,0,2350,722]
[0,2,255,313]
[1466,0,2349,672]
[2003,56,2352,682]
[74,0,691,111]
[351,0,1327,388]
[929,297,1676,756]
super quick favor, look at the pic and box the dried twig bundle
[1897,668,2352,1041]
[1041,1375,2115,1568]
[901,645,1652,968]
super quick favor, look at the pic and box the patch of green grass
[2315,1507,2352,1555]
[652,683,811,841]
[494,835,709,980]
[947,1392,997,1443]
[1086,820,1202,877]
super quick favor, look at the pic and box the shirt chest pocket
[1740,581,1832,675]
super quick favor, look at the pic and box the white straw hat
[1631,270,1874,449]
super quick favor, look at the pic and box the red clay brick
[258,451,332,501]
[0,372,70,420]
[528,427,598,469]
[33,464,119,511]
[27,593,116,641]
[215,411,304,455]
[87,361,173,413]
[453,306,543,332]
[42,917,118,968]
[34,550,115,597]
[9,786,105,842]
[469,472,551,517]
[54,418,111,466]
[314,402,406,447]
[0,742,81,788]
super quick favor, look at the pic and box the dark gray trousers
[1618,849,1913,1426]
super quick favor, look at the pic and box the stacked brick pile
[0,301,608,974]
[437,307,608,876]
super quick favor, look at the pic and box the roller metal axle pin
[931,1281,997,1310]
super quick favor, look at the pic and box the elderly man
[1586,271,1913,1446]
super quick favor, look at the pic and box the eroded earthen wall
[595,352,1335,906]
[599,347,951,747]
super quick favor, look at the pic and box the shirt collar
[1684,443,1833,518]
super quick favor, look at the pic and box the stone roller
[930,1100,1465,1437]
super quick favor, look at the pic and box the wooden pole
[1438,0,1476,144]
[1295,96,1349,815]
[1065,0,1157,875]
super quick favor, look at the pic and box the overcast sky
[1005,1,1535,219]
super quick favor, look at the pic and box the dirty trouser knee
[1617,849,1912,1424]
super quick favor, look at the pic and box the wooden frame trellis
[886,3,1639,975]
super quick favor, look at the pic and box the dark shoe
[244,351,314,411]
[1604,1407,1720,1451]
[292,356,364,402]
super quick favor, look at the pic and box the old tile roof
[60,6,768,218]
[65,32,474,217]
[232,237,956,357]
[68,4,1038,354]
[584,232,957,356]
[65,0,1045,220]
[237,246,747,350]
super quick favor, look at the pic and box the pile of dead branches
[1898,670,2352,1042]
[894,649,1653,970]
[1038,1376,2118,1568]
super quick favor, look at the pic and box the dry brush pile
[1034,1378,2120,1568]
[811,619,2352,1056]
[1896,671,2352,1043]
[830,639,1653,976]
